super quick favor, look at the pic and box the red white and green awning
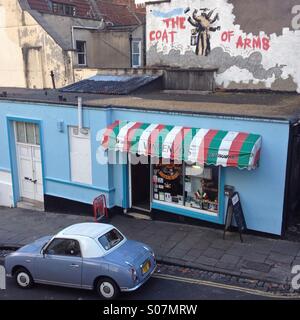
[101,120,262,170]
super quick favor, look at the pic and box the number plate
[142,260,151,274]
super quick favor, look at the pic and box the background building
[139,0,300,93]
[0,0,145,89]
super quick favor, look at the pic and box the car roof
[57,222,114,239]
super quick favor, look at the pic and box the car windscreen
[98,228,124,251]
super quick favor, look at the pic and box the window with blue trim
[152,161,219,216]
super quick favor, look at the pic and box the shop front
[101,120,262,225]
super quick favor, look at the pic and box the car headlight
[130,267,138,281]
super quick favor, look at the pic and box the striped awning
[101,120,262,170]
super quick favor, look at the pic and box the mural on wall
[185,7,220,56]
[137,0,300,92]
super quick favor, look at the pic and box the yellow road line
[153,273,300,299]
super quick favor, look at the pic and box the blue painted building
[0,89,299,236]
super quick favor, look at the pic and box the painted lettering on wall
[221,31,270,51]
[291,5,300,30]
[149,16,186,44]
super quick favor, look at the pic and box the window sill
[152,200,219,217]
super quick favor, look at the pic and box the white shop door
[15,122,44,203]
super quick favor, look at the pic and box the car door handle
[70,264,79,268]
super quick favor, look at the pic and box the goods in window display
[165,193,172,202]
[159,192,165,201]
[153,161,219,215]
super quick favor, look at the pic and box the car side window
[45,238,81,257]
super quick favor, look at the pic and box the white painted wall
[0,171,13,207]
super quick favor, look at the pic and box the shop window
[15,122,40,146]
[153,161,184,205]
[184,164,219,214]
[152,161,219,215]
[76,41,87,66]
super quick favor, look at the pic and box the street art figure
[185,7,220,56]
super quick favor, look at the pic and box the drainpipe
[78,97,83,132]
[50,71,56,89]
[129,33,133,68]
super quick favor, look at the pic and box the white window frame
[76,41,87,67]
[15,121,40,146]
[132,40,142,68]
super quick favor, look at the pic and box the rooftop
[61,74,161,95]
[25,0,145,25]
[1,87,300,122]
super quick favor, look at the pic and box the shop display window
[152,161,219,215]
[152,161,184,206]
[184,164,219,214]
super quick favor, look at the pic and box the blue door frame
[6,116,45,206]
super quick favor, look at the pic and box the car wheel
[96,277,119,300]
[15,268,34,289]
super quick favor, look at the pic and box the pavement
[0,207,299,292]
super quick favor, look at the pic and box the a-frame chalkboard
[223,192,247,242]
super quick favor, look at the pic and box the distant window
[52,2,63,15]
[132,40,142,68]
[64,4,76,16]
[52,2,76,16]
[76,41,87,66]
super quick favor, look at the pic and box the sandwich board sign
[223,192,247,242]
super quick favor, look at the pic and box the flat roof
[0,87,300,122]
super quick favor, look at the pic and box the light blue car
[5,222,156,299]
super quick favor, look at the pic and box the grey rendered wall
[145,0,300,92]
[74,25,145,69]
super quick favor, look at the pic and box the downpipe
[78,96,83,132]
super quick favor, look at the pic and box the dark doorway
[130,155,151,212]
